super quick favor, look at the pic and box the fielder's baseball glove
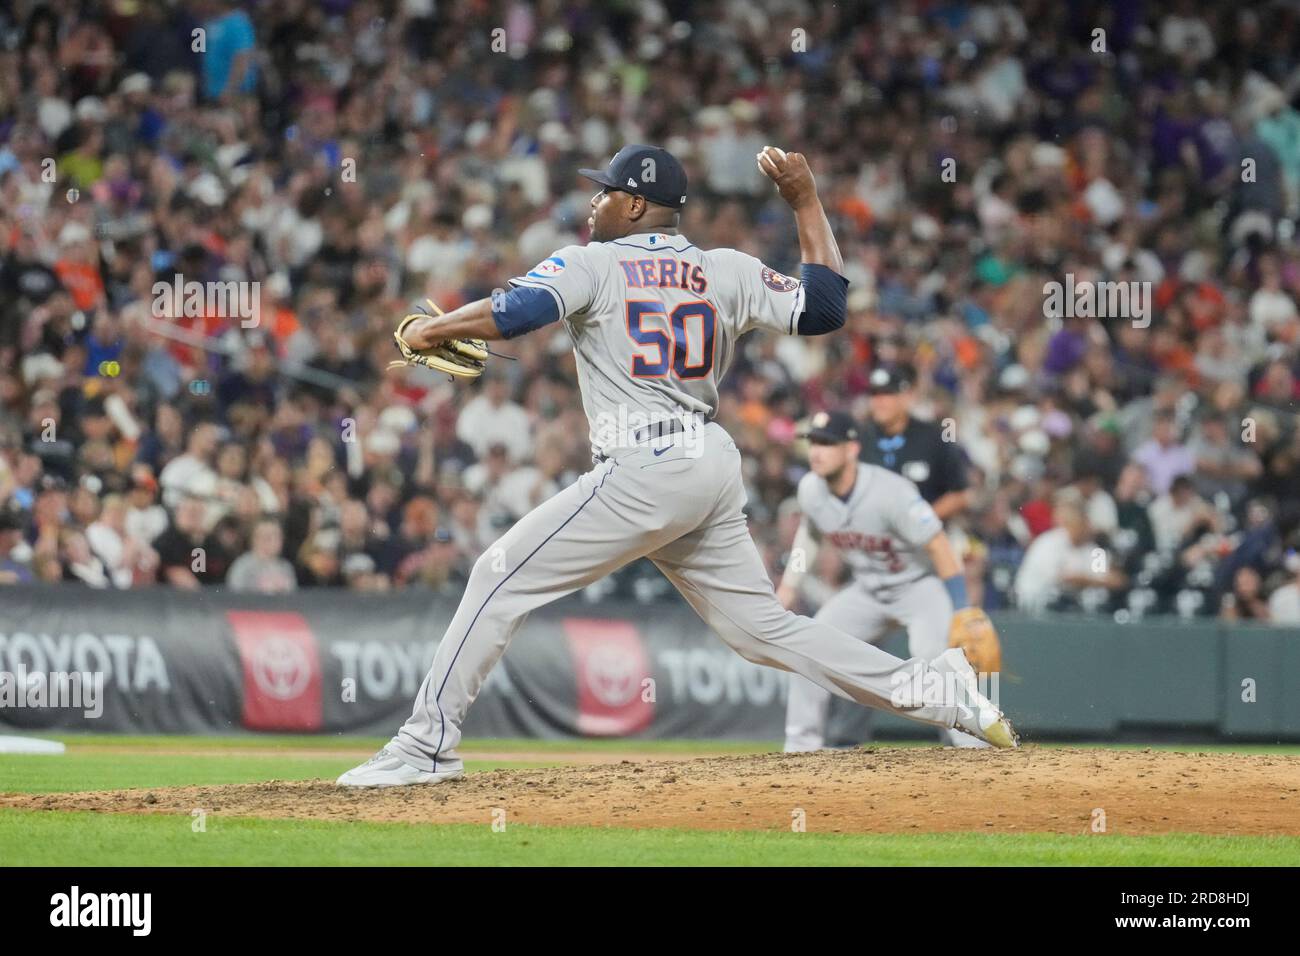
[948,607,1002,674]
[387,299,488,378]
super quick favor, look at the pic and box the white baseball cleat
[932,647,1020,749]
[336,747,464,788]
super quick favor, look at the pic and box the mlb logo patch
[527,256,566,279]
[761,266,799,292]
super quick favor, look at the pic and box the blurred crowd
[2,0,1300,623]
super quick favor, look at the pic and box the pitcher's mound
[5,747,1297,835]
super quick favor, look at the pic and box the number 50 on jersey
[626,299,717,380]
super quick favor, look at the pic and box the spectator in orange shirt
[53,224,105,312]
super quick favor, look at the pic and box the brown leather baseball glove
[387,299,488,379]
[947,607,1003,674]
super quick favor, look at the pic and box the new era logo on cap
[579,145,689,208]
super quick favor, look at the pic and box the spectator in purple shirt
[1044,315,1089,375]
[1131,410,1196,494]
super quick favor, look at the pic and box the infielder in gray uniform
[339,144,1017,787]
[779,410,987,752]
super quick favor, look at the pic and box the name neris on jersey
[619,257,709,293]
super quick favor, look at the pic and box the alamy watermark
[0,666,103,718]
[889,661,999,714]
[591,407,707,459]
[50,886,151,936]
[1043,274,1151,328]
[152,274,261,328]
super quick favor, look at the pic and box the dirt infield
[6,747,1299,835]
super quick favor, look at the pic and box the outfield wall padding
[0,585,1296,741]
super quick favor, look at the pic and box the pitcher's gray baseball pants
[389,422,967,773]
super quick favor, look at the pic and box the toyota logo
[250,637,311,701]
[584,645,640,708]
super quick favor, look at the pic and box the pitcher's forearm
[405,298,503,348]
[793,200,843,274]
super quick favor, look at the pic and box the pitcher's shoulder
[552,241,609,262]
[700,245,753,266]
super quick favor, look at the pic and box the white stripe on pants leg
[388,458,656,773]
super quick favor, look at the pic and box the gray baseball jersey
[796,464,942,594]
[386,233,977,776]
[785,465,986,750]
[508,234,805,454]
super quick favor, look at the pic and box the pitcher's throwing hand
[757,145,819,209]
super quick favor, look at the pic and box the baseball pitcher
[778,410,1004,752]
[339,144,1017,787]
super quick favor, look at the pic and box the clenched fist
[756,146,819,210]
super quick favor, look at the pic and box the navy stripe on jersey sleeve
[796,264,849,336]
[491,285,561,340]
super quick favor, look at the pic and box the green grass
[42,733,777,754]
[52,732,392,751]
[0,734,774,794]
[7,740,1295,796]
[0,753,573,794]
[0,734,772,794]
[31,732,1300,755]
[2,809,1295,866]
[2,733,1298,865]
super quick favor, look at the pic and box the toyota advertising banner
[5,587,1298,741]
[0,585,792,739]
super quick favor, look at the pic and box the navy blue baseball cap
[803,410,860,444]
[867,363,916,395]
[579,145,688,209]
